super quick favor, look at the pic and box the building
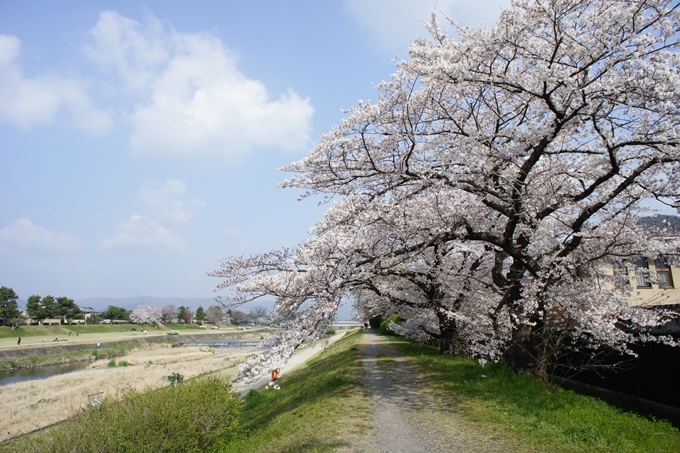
[78,306,99,319]
[600,215,680,307]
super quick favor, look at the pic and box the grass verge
[0,376,239,453]
[222,329,373,452]
[394,338,680,453]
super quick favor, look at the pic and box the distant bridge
[332,321,362,330]
[180,338,262,348]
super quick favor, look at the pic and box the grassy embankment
[0,329,371,453]
[393,337,680,453]
[2,329,679,452]
[0,343,250,444]
[0,322,225,339]
[0,341,137,371]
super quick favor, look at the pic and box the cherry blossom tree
[162,304,180,324]
[214,0,680,380]
[129,304,163,325]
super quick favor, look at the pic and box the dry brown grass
[0,344,256,442]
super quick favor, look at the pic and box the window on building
[634,257,652,288]
[655,257,674,288]
[612,260,629,290]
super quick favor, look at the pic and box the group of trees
[26,295,82,323]
[0,286,23,329]
[212,0,680,382]
[0,287,266,329]
[126,303,269,326]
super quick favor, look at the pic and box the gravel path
[360,331,438,453]
[359,331,519,453]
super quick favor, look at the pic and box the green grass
[376,354,396,368]
[221,330,373,452]
[1,377,240,453]
[394,338,680,453]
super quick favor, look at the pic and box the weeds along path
[360,331,517,453]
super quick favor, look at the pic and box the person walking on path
[16,337,21,346]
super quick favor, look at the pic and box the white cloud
[0,218,80,251]
[98,215,186,250]
[138,178,205,223]
[343,0,511,55]
[83,11,169,91]
[0,34,112,134]
[85,11,314,161]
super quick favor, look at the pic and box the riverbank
[0,327,273,371]
[0,341,259,442]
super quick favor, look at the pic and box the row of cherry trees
[128,304,270,325]
[212,0,680,382]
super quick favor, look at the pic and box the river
[0,361,90,386]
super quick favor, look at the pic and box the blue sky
[2,0,571,305]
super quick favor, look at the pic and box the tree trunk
[507,324,534,373]
[436,310,462,355]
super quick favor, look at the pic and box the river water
[0,361,90,387]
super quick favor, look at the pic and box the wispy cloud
[0,35,113,134]
[343,0,511,55]
[138,178,205,224]
[0,218,80,251]
[98,215,186,250]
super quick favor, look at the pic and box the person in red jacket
[266,368,281,390]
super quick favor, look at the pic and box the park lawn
[394,338,680,453]
[220,329,374,453]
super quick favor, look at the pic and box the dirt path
[359,331,520,453]
[360,331,441,452]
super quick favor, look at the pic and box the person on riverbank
[17,337,21,346]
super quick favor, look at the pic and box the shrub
[379,314,404,336]
[20,377,240,453]
[107,359,116,368]
[325,330,336,335]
